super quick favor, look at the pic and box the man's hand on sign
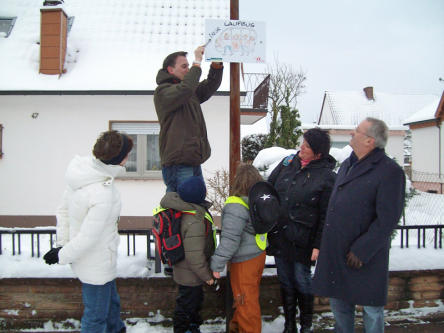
[194,46,205,62]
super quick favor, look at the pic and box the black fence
[397,225,443,249]
[0,228,163,273]
[0,225,442,274]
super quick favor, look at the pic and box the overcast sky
[239,0,444,126]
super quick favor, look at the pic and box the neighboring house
[316,86,438,166]
[403,92,444,194]
[0,0,266,228]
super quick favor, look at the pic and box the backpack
[152,207,188,266]
[152,206,217,266]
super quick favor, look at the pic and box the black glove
[43,247,62,265]
[346,251,363,269]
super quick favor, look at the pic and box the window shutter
[111,122,160,135]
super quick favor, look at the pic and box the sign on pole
[204,19,266,64]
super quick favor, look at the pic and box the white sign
[204,19,266,64]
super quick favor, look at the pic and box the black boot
[281,287,297,333]
[297,292,314,333]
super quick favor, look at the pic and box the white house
[0,0,266,228]
[403,92,444,193]
[316,86,438,166]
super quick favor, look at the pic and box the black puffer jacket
[267,152,336,266]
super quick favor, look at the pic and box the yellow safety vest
[152,206,217,247]
[224,196,268,251]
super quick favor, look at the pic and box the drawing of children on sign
[222,31,233,56]
[241,29,256,56]
[205,19,265,63]
[215,27,257,57]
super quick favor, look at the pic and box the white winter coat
[56,155,125,285]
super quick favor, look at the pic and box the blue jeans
[329,297,384,333]
[81,280,125,333]
[275,256,313,294]
[162,165,204,192]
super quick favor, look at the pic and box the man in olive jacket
[313,117,405,333]
[154,46,223,192]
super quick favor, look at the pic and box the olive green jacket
[154,64,223,166]
[160,192,215,286]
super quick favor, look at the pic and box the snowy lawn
[14,300,444,332]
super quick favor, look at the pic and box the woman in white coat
[43,130,133,333]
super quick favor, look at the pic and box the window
[331,141,349,149]
[0,17,17,38]
[111,122,161,178]
[67,16,74,33]
[0,124,3,158]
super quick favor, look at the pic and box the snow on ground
[1,210,443,280]
[16,300,444,332]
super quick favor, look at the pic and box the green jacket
[160,192,216,286]
[154,64,223,166]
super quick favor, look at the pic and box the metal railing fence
[0,225,442,274]
[397,224,443,249]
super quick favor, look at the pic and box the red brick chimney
[363,86,374,100]
[39,7,68,75]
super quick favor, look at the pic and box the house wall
[409,124,444,193]
[0,95,229,222]
[411,126,439,175]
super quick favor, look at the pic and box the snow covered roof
[0,0,231,91]
[318,89,438,127]
[403,93,444,125]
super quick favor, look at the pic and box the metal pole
[227,4,239,332]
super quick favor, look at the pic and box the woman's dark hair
[231,163,263,197]
[303,128,331,158]
[93,130,133,165]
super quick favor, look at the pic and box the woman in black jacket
[268,128,336,333]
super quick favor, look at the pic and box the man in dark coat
[313,117,405,333]
[154,46,223,192]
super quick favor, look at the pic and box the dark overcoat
[312,148,405,306]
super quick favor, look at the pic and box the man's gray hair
[365,117,388,149]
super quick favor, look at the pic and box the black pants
[173,284,204,333]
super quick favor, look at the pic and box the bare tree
[206,168,229,215]
[265,58,306,148]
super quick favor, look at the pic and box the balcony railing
[241,72,270,109]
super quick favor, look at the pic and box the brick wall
[1,270,443,330]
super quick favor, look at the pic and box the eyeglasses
[354,127,373,138]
